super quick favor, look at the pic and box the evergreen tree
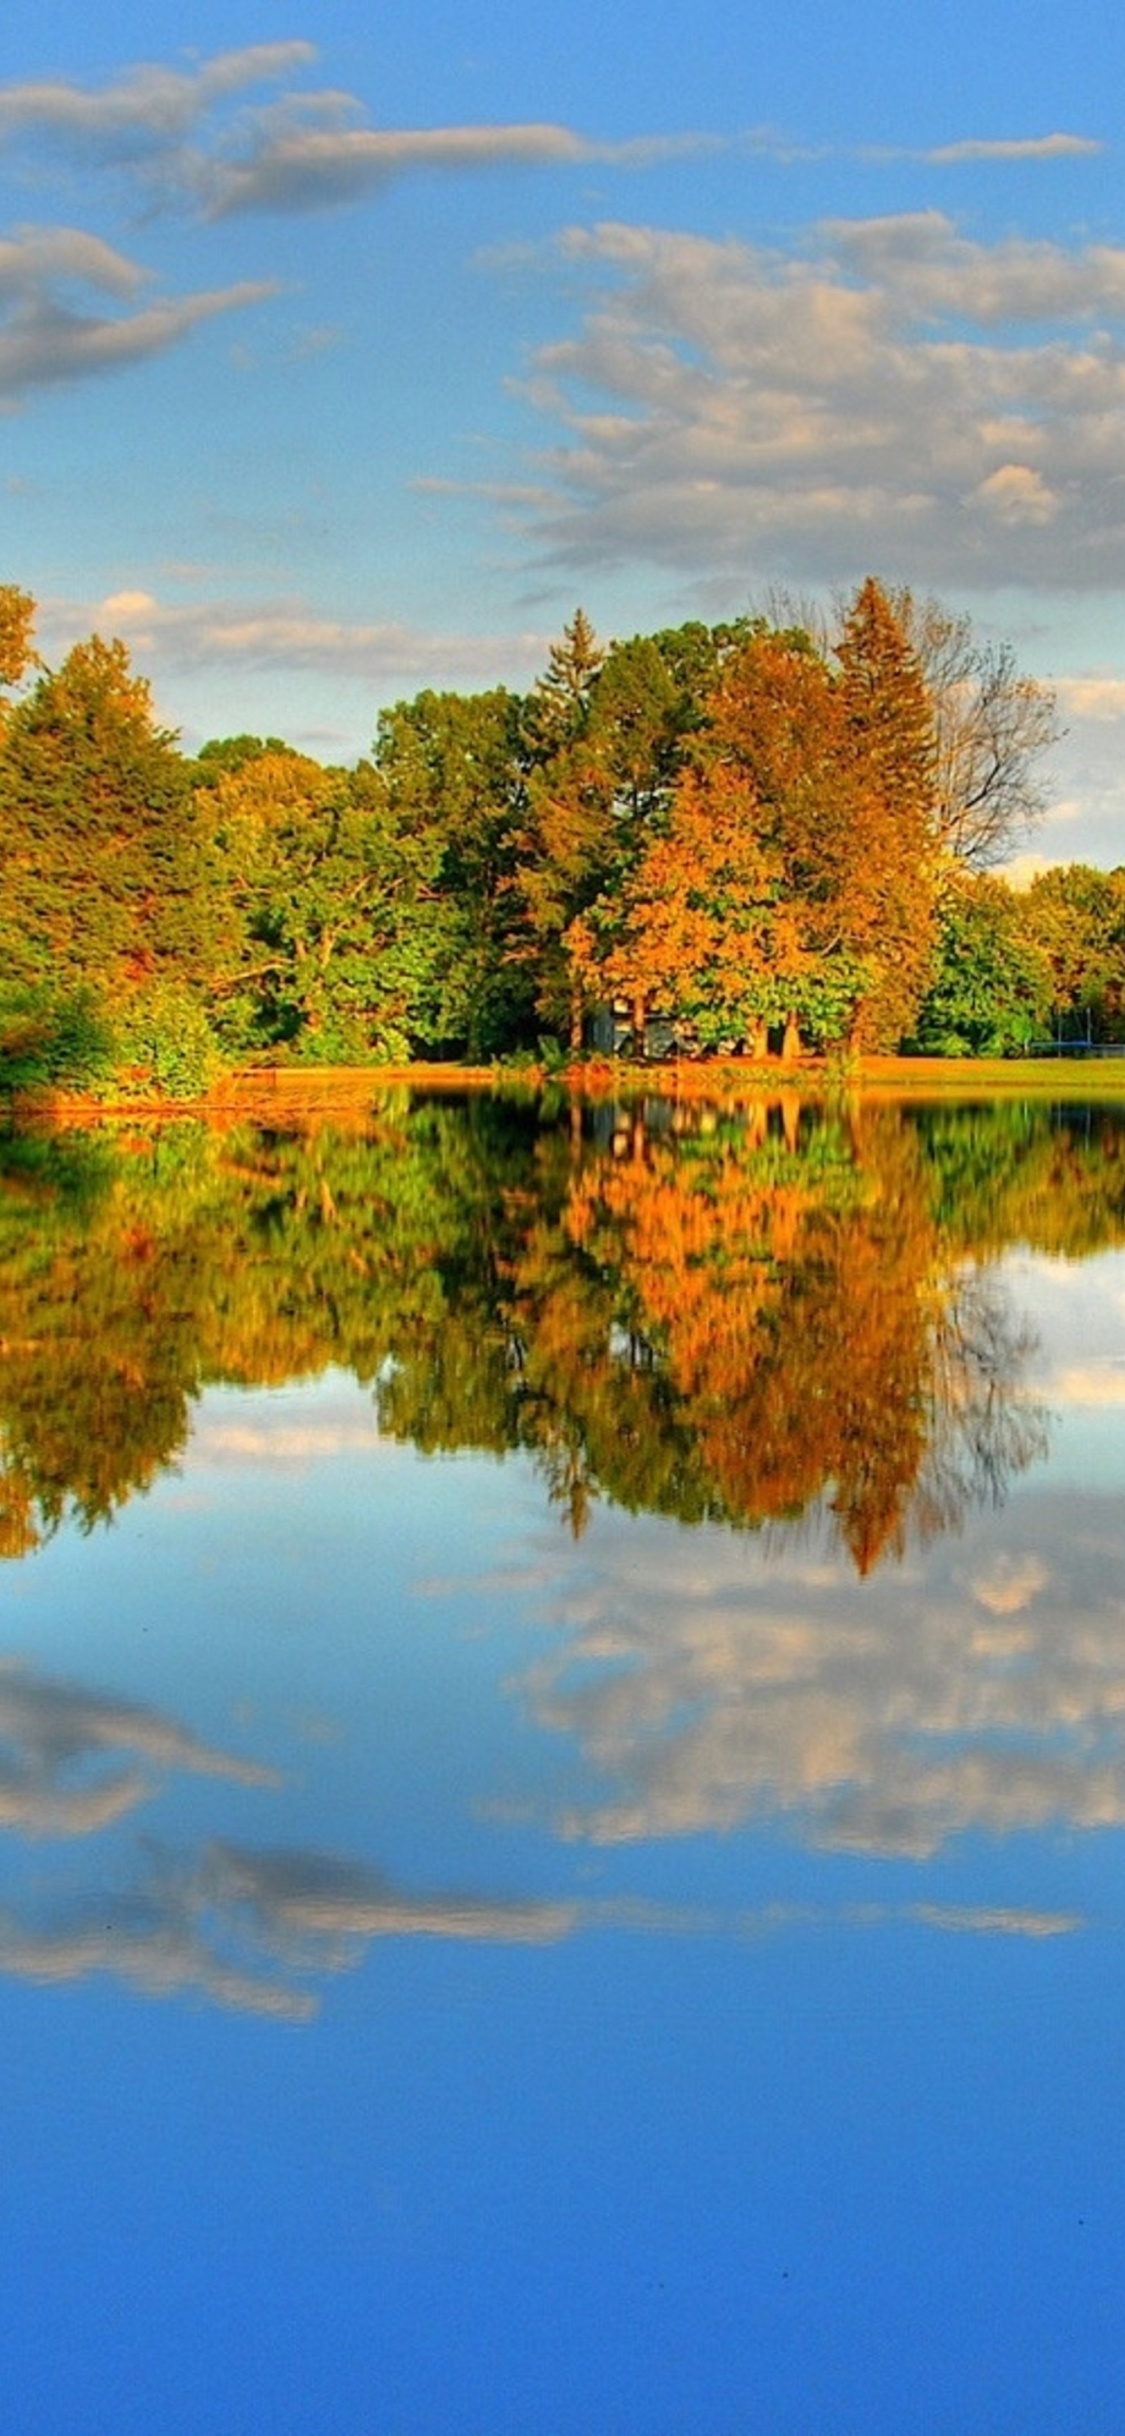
[0,636,201,1001]
[834,577,940,1048]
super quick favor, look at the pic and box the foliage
[1019,863,1125,1041]
[0,574,1077,1081]
[0,983,117,1094]
[111,983,226,1098]
[3,1091,1108,1569]
[0,634,202,1000]
[0,585,36,697]
[908,872,1053,1056]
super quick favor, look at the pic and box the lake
[2,1086,1124,2432]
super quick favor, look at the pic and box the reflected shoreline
[1,1088,1101,1569]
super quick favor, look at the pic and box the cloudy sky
[6,1,1125,861]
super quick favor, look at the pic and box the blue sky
[6,2,1125,864]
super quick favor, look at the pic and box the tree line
[0,570,1114,1094]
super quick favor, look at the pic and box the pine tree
[834,578,940,1048]
[0,636,200,999]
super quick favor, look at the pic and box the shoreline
[8,1050,1125,1126]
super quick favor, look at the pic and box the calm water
[2,1089,1125,2432]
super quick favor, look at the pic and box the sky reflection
[3,1100,1125,2430]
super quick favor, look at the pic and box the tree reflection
[0,1090,1115,1569]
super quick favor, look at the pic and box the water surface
[2,1090,1124,2432]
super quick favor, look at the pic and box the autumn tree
[0,634,202,1001]
[833,577,940,1047]
[1019,863,1125,1041]
[568,762,840,1055]
[0,585,36,702]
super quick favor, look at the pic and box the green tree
[199,745,467,1059]
[1020,863,1125,1042]
[908,871,1052,1055]
[0,635,203,1001]
[372,687,530,1054]
[511,613,618,1048]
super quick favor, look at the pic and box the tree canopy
[0,572,1083,1096]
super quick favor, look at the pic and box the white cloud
[1054,677,1125,720]
[44,584,548,694]
[1051,1360,1125,1406]
[0,43,719,222]
[968,1555,1049,1614]
[924,133,1103,164]
[509,212,1125,592]
[206,122,720,218]
[909,1903,1081,1935]
[974,465,1059,525]
[0,45,318,155]
[0,1832,579,2019]
[0,223,276,406]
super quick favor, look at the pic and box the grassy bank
[10,1049,1125,1127]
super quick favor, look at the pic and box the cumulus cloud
[192,1416,384,1467]
[1051,1361,1125,1405]
[511,211,1125,591]
[0,223,275,406]
[0,44,318,157]
[1054,676,1125,720]
[0,42,717,221]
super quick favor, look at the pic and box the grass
[12,1049,1125,1128]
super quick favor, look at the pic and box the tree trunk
[781,1011,801,1062]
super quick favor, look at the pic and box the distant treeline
[0,571,1114,1095]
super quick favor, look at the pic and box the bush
[112,983,226,1098]
[0,985,117,1094]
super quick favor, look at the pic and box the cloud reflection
[0,1836,578,2020]
[522,1489,1125,1857]
[0,1657,275,1836]
[0,1618,1098,2027]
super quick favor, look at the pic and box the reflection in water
[523,1493,1125,1855]
[0,1656,579,2018]
[0,1655,1088,2022]
[0,1655,274,1832]
[3,1089,1125,1985]
[0,1090,1104,1570]
[0,1834,578,2022]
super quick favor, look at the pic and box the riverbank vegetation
[2,570,1118,1102]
